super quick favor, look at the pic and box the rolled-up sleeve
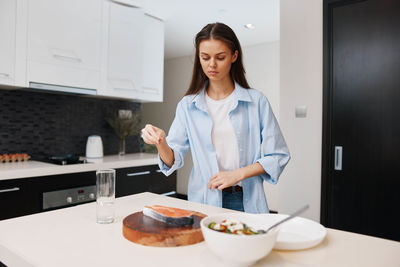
[158,101,190,176]
[256,96,290,184]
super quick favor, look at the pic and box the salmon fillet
[142,205,194,225]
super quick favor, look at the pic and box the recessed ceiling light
[244,24,255,29]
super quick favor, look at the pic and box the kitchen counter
[0,192,399,267]
[0,153,158,180]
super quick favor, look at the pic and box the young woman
[141,22,290,213]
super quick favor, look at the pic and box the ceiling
[142,0,280,59]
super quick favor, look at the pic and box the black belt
[222,185,243,193]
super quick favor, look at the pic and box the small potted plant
[106,109,139,156]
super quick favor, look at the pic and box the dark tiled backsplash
[0,89,142,160]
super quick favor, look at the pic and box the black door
[322,0,400,241]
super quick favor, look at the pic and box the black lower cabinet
[1,164,176,221]
[0,171,95,221]
[0,178,40,220]
[116,165,176,197]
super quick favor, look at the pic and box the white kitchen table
[0,192,399,267]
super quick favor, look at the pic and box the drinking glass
[96,169,115,224]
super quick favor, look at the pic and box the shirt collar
[191,81,252,112]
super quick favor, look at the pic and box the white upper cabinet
[99,1,165,102]
[0,0,27,88]
[0,0,17,86]
[102,1,144,99]
[26,0,102,91]
[140,14,164,102]
[0,0,164,102]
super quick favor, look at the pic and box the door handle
[53,54,82,63]
[142,87,160,95]
[126,171,151,177]
[0,187,20,193]
[160,191,176,196]
[0,72,10,78]
[334,146,343,170]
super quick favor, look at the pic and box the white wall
[142,42,281,196]
[244,41,280,119]
[278,0,323,221]
[141,56,193,194]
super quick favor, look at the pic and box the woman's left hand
[208,170,242,190]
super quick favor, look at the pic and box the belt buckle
[232,185,242,193]
[222,186,233,193]
[222,185,242,193]
[233,185,243,192]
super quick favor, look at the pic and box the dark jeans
[222,190,245,212]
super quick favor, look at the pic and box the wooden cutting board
[122,210,207,247]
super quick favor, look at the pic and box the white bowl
[200,212,278,267]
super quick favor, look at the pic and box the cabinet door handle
[142,87,159,95]
[160,191,176,196]
[0,72,10,78]
[0,187,20,193]
[334,146,343,171]
[113,87,137,91]
[109,0,141,8]
[126,171,151,177]
[110,79,137,92]
[53,54,82,63]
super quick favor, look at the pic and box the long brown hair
[185,22,250,96]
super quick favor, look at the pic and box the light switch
[295,105,307,118]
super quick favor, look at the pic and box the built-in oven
[42,185,96,210]
[33,154,96,210]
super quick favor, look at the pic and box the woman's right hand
[141,124,174,167]
[141,124,166,145]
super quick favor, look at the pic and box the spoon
[257,204,310,234]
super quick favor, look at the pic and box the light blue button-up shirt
[158,83,290,213]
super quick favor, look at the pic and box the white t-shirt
[205,90,241,186]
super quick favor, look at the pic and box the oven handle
[0,187,20,193]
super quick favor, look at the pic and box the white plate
[260,214,327,250]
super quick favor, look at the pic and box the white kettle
[86,135,103,161]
